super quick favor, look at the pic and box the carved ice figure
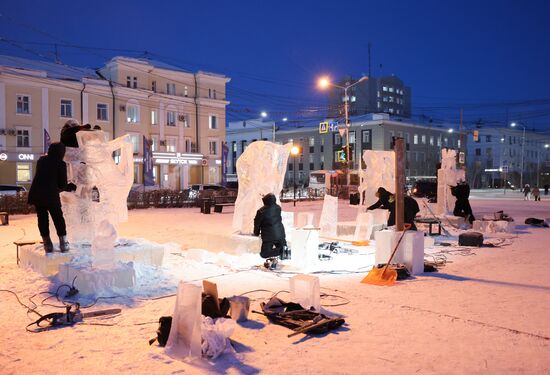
[436,149,466,215]
[358,150,395,209]
[319,194,338,238]
[91,220,117,267]
[232,141,292,234]
[61,131,134,244]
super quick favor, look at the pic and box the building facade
[465,127,550,188]
[0,55,230,190]
[328,75,411,118]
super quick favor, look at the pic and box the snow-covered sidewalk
[1,198,549,374]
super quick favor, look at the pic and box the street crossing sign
[319,122,329,134]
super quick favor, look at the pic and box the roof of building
[109,56,227,78]
[0,54,99,80]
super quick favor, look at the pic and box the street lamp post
[291,145,300,207]
[511,122,526,189]
[318,75,368,186]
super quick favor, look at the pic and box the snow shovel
[361,224,411,286]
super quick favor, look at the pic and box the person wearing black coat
[253,193,286,267]
[367,187,419,230]
[451,181,475,224]
[28,142,76,253]
[367,187,392,210]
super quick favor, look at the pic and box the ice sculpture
[91,220,117,267]
[358,150,395,208]
[232,141,292,234]
[436,149,465,215]
[319,194,338,238]
[61,131,134,244]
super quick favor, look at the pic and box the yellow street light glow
[318,76,330,89]
[290,146,300,155]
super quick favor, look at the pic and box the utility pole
[459,108,463,166]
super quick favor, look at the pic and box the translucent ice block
[290,274,320,312]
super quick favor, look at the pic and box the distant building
[0,55,230,189]
[465,127,550,188]
[328,75,411,118]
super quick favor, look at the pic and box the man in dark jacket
[368,187,419,230]
[254,193,286,269]
[28,142,76,253]
[451,181,475,224]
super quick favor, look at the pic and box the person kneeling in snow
[253,193,286,269]
[27,142,76,253]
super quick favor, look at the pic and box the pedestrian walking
[544,184,549,196]
[532,186,541,201]
[523,184,531,200]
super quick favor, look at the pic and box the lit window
[185,137,192,152]
[421,135,426,144]
[209,140,218,155]
[309,137,315,147]
[377,102,381,108]
[151,110,158,125]
[16,95,30,114]
[16,163,32,182]
[388,108,394,113]
[209,115,217,129]
[152,81,156,92]
[60,99,72,118]
[97,104,108,121]
[383,86,388,92]
[363,130,371,143]
[429,136,434,146]
[184,86,188,97]
[126,76,131,88]
[389,96,394,102]
[383,96,388,102]
[413,134,418,144]
[166,137,177,152]
[127,104,139,123]
[182,114,190,128]
[167,111,176,126]
[389,87,394,93]
[437,137,441,147]
[16,129,30,148]
[129,134,140,154]
[151,136,159,152]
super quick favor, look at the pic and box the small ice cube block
[290,274,320,312]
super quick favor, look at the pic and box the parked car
[410,180,437,199]
[189,184,229,200]
[0,185,27,196]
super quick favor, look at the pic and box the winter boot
[263,257,279,270]
[42,236,54,254]
[59,236,70,253]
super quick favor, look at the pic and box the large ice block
[58,261,135,295]
[436,149,466,215]
[319,195,338,238]
[92,220,117,268]
[62,131,134,244]
[473,220,512,233]
[290,229,319,271]
[290,274,320,312]
[232,141,292,234]
[19,244,73,276]
[354,212,374,241]
[281,211,295,239]
[374,230,425,275]
[166,282,202,361]
[359,150,395,208]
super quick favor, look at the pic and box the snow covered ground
[1,193,549,374]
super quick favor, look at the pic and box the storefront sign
[0,153,7,161]
[18,154,34,161]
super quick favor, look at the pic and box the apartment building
[0,55,230,190]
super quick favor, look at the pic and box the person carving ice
[27,142,76,253]
[253,193,287,269]
[451,180,475,224]
[367,187,419,230]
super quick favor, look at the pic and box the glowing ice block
[62,131,134,244]
[58,261,135,295]
[319,195,338,238]
[436,149,466,215]
[290,228,319,271]
[290,274,320,312]
[19,244,73,276]
[374,230,425,275]
[232,141,292,234]
[359,150,395,209]
[354,212,374,241]
[166,282,202,361]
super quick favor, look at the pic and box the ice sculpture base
[472,220,512,233]
[374,230,425,275]
[290,229,319,271]
[58,261,135,295]
[186,233,262,255]
[19,244,73,276]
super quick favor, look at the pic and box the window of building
[16,95,30,114]
[389,87,394,93]
[486,135,491,142]
[60,99,72,118]
[208,140,218,155]
[429,136,434,146]
[413,134,418,144]
[16,163,32,183]
[475,148,481,156]
[151,110,158,125]
[444,137,448,146]
[151,135,159,152]
[486,147,492,156]
[166,137,177,152]
[184,86,188,97]
[241,140,247,152]
[458,139,461,148]
[437,136,442,147]
[166,111,176,126]
[377,102,381,109]
[185,137,192,153]
[208,89,212,98]
[405,133,410,144]
[213,89,217,99]
[127,104,139,123]
[389,96,394,102]
[209,115,217,129]
[349,131,356,145]
[334,133,341,145]
[388,108,394,113]
[182,114,190,128]
[129,134,140,154]
[152,81,156,92]
[383,96,388,102]
[309,137,315,153]
[97,104,108,121]
[16,129,30,148]
[421,135,426,144]
[167,83,176,95]
[133,77,137,89]
[126,76,131,88]
[362,129,371,143]
[383,86,388,92]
